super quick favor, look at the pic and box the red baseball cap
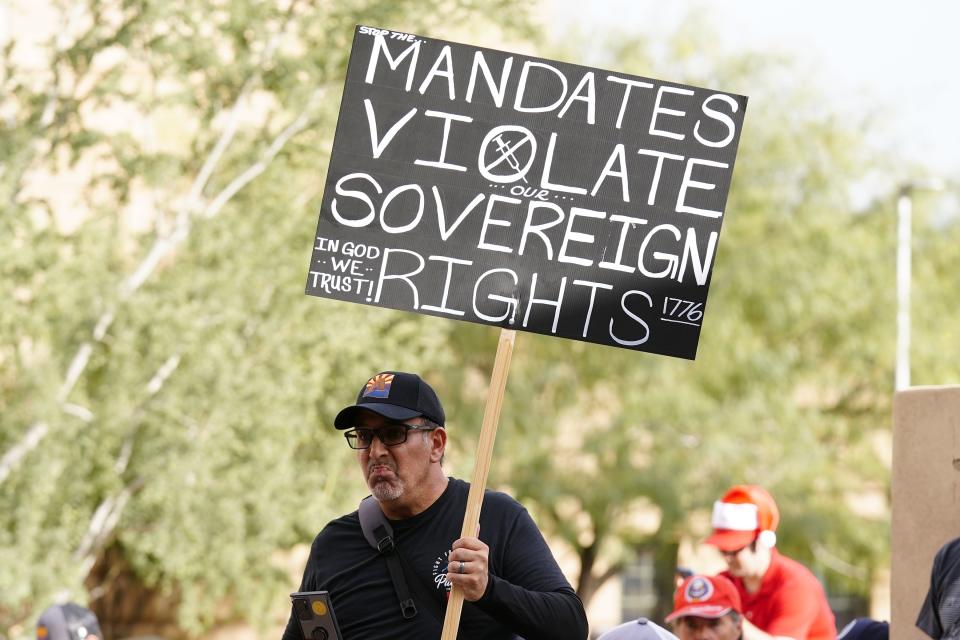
[666,574,742,622]
[705,484,780,552]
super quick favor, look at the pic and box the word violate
[363,100,727,216]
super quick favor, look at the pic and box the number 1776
[663,297,704,323]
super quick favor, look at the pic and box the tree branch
[73,477,145,577]
[0,18,312,487]
[201,88,325,220]
[0,422,49,485]
[812,542,868,581]
[76,353,181,579]
[594,561,625,589]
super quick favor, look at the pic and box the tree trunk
[576,543,598,606]
[576,540,624,609]
[651,539,681,621]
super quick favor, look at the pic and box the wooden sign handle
[440,328,516,640]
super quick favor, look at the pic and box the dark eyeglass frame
[343,422,438,449]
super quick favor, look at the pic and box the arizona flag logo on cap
[685,577,715,602]
[363,373,394,398]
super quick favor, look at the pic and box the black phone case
[290,591,343,640]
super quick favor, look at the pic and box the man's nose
[368,433,389,457]
[687,627,709,640]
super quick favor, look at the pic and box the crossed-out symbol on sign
[480,126,537,184]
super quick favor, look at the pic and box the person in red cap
[706,485,836,640]
[666,574,743,640]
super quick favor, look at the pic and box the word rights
[305,26,748,359]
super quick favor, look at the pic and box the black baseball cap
[334,371,445,429]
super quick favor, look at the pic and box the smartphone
[290,591,343,640]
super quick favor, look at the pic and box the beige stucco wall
[892,385,960,639]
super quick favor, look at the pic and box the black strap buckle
[400,598,417,619]
[376,534,395,555]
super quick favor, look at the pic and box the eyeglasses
[343,423,437,449]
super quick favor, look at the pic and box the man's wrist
[475,571,497,605]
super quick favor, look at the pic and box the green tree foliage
[0,0,528,636]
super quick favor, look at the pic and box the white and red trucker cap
[705,484,780,551]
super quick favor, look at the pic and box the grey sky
[547,0,959,178]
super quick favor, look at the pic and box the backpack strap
[358,496,418,619]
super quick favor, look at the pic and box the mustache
[366,458,396,474]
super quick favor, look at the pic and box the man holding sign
[281,371,588,639]
[296,23,749,640]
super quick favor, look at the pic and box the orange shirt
[722,550,836,640]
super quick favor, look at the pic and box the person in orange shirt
[706,485,836,640]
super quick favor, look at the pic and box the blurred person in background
[597,617,679,640]
[706,485,835,640]
[36,603,102,640]
[675,567,695,589]
[837,618,888,640]
[916,536,960,639]
[665,574,743,640]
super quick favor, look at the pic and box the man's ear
[429,427,447,462]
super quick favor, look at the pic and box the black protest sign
[305,26,747,359]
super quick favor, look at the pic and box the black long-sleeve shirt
[282,478,588,640]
